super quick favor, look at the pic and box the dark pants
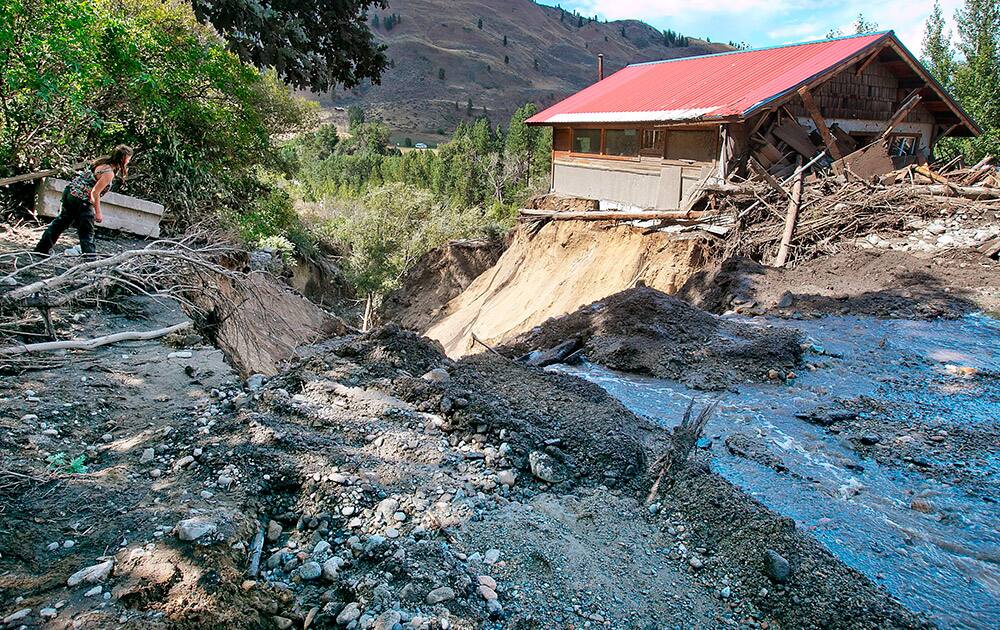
[35,190,96,254]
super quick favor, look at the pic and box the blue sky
[555,0,963,55]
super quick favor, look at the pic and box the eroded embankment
[423,221,717,357]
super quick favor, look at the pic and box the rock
[528,450,565,483]
[299,561,322,580]
[176,516,217,541]
[173,455,195,470]
[40,607,57,618]
[3,608,31,624]
[150,468,162,479]
[375,497,399,522]
[478,585,498,600]
[273,617,293,630]
[336,602,361,625]
[47,541,60,551]
[910,498,935,513]
[483,548,501,565]
[67,559,113,586]
[426,586,456,604]
[720,586,732,599]
[688,556,704,569]
[140,448,155,464]
[322,557,341,580]
[267,520,283,542]
[384,527,400,539]
[859,434,880,446]
[421,368,450,383]
[217,475,234,488]
[764,549,791,583]
[84,586,102,597]
[246,374,267,391]
[486,599,503,616]
[313,540,331,556]
[168,351,193,359]
[372,611,401,630]
[497,470,516,487]
[777,293,795,309]
[478,575,497,590]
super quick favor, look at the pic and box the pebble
[3,609,31,624]
[421,368,450,383]
[483,548,501,564]
[150,468,162,479]
[67,560,113,586]
[372,610,401,630]
[84,586,102,597]
[478,575,497,590]
[764,549,791,583]
[176,517,217,541]
[426,586,456,604]
[40,607,57,618]
[384,527,400,539]
[140,448,155,463]
[168,351,193,359]
[528,450,565,483]
[174,455,195,469]
[322,557,341,580]
[298,561,322,580]
[478,585,498,600]
[217,475,234,488]
[498,470,516,486]
[272,616,293,630]
[313,540,331,556]
[267,520,283,542]
[689,556,704,569]
[720,586,732,599]
[336,602,361,625]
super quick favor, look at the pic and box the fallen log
[0,322,191,355]
[0,162,87,188]
[911,184,1000,200]
[520,209,706,221]
[774,157,804,267]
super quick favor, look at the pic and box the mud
[424,221,716,357]
[382,238,506,332]
[502,287,802,390]
[679,248,1000,319]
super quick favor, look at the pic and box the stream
[554,314,1000,630]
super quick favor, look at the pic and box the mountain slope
[318,0,729,140]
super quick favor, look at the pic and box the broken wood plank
[876,91,923,140]
[771,119,820,159]
[797,87,843,160]
[911,184,1000,199]
[829,124,858,154]
[833,139,895,180]
[774,157,804,268]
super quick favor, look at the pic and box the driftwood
[247,526,265,577]
[647,402,716,503]
[0,322,191,355]
[911,184,1000,200]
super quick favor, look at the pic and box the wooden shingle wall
[786,62,934,123]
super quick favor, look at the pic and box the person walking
[34,144,133,255]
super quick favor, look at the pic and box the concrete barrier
[34,177,165,238]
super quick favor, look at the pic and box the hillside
[317,0,729,142]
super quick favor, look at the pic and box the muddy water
[556,314,1000,630]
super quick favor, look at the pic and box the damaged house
[526,31,979,211]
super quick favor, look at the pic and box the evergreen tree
[577,15,583,27]
[466,98,473,116]
[438,67,445,80]
[504,55,509,65]
[921,0,957,91]
[503,34,508,46]
[953,0,1000,158]
[478,17,483,29]
[533,58,539,70]
[371,14,379,29]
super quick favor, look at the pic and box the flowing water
[555,314,1000,629]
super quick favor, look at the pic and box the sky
[555,0,964,55]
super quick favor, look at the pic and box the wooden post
[797,87,843,160]
[774,156,804,268]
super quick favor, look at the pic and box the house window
[889,133,920,156]
[604,129,639,156]
[572,129,602,154]
[665,130,717,162]
[641,129,665,153]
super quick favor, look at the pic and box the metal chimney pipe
[597,54,605,81]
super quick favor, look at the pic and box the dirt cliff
[424,220,717,357]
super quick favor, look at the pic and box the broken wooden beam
[0,162,87,188]
[519,209,707,221]
[797,87,843,160]
[876,91,923,140]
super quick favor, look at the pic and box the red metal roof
[527,32,890,125]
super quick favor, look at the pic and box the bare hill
[318,0,729,141]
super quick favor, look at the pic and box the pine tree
[921,0,956,91]
[466,98,473,116]
[533,58,539,70]
[478,18,483,29]
[371,14,379,29]
[438,67,445,80]
[504,55,509,65]
[503,34,508,46]
[577,15,583,27]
